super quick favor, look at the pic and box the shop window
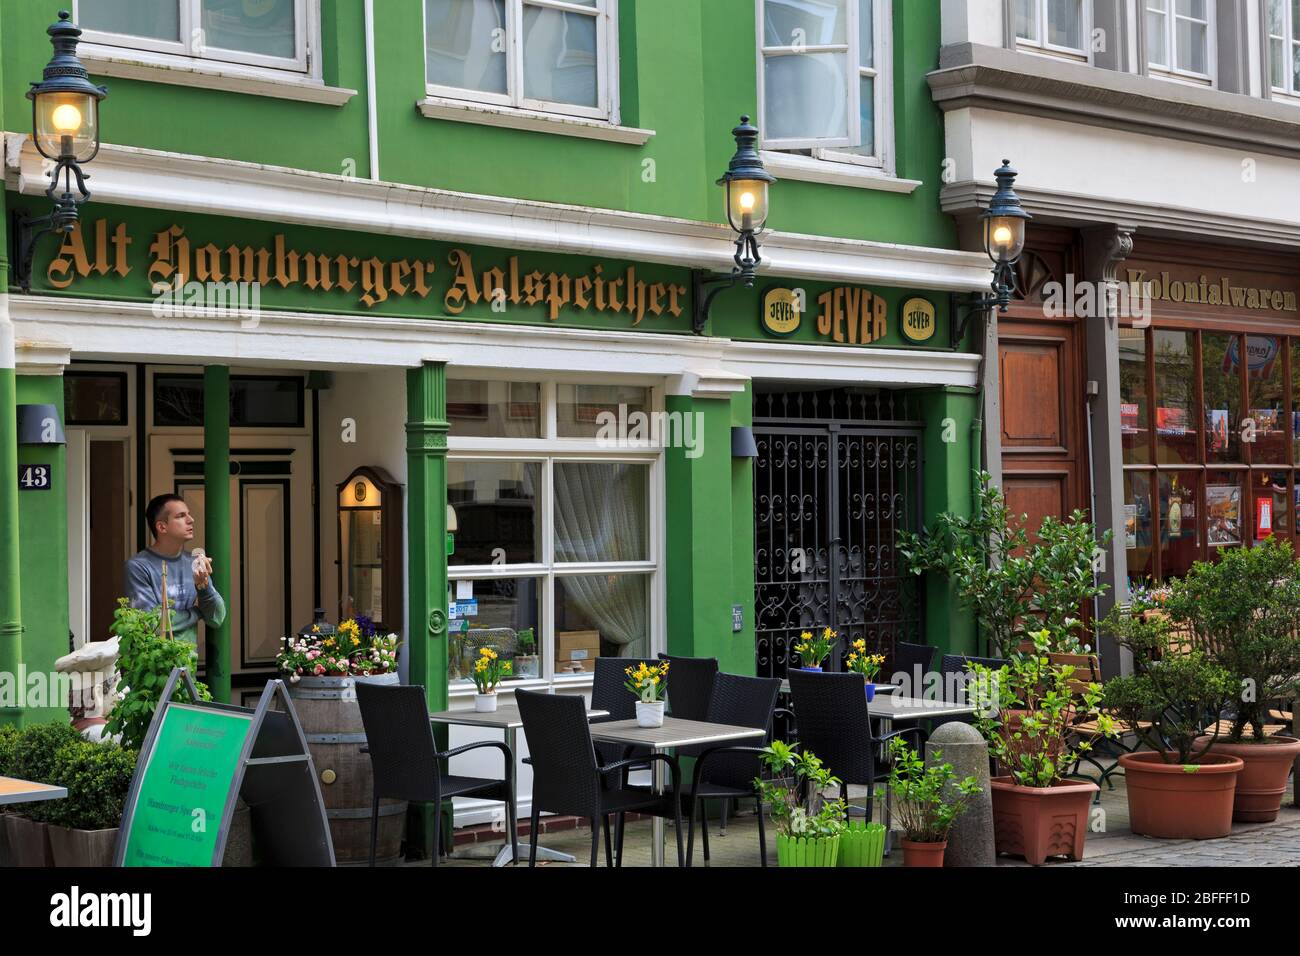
[1119,328,1150,465]
[1153,329,1197,465]
[1015,0,1089,59]
[1123,470,1155,579]
[152,374,304,428]
[1247,335,1286,465]
[78,0,311,73]
[556,383,648,439]
[447,380,541,438]
[1266,0,1300,97]
[553,462,648,562]
[448,576,543,682]
[1159,471,1201,577]
[758,0,892,170]
[554,574,648,675]
[64,370,128,426]
[1145,0,1213,83]
[1201,332,1241,464]
[424,0,615,121]
[448,460,542,566]
[1291,340,1300,465]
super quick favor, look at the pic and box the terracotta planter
[49,826,119,868]
[1118,751,1243,839]
[775,833,840,867]
[1196,736,1300,823]
[990,777,1097,865]
[900,839,947,868]
[3,814,54,867]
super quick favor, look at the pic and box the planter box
[49,826,119,868]
[990,777,1097,865]
[1196,736,1300,823]
[4,814,54,867]
[1119,751,1242,839]
[775,833,840,867]
[837,822,886,867]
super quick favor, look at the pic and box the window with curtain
[78,0,309,72]
[1267,0,1300,97]
[1014,0,1088,57]
[446,378,658,687]
[758,0,890,168]
[1145,0,1212,81]
[424,0,614,120]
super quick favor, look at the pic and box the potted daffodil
[624,660,670,727]
[845,639,888,701]
[793,627,837,671]
[471,647,508,712]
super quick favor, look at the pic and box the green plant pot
[837,821,887,867]
[775,833,840,867]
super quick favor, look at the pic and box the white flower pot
[636,700,665,728]
[474,692,499,713]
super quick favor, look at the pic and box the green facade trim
[405,362,449,708]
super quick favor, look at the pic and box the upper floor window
[77,0,309,73]
[1267,0,1300,97]
[1145,0,1213,82]
[758,0,891,170]
[1015,0,1089,59]
[424,0,615,121]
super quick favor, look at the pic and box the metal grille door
[753,389,923,680]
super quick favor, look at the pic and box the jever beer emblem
[900,297,936,344]
[762,287,802,336]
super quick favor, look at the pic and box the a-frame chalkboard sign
[114,668,335,867]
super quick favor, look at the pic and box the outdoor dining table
[588,717,767,867]
[0,776,67,806]
[429,701,609,867]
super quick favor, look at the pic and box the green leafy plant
[1100,596,1236,764]
[897,473,1110,656]
[793,627,837,668]
[968,629,1118,788]
[880,737,981,843]
[1160,538,1300,743]
[9,720,84,823]
[753,740,848,839]
[0,723,18,777]
[516,628,536,655]
[106,598,211,752]
[42,740,139,832]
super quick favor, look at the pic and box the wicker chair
[590,657,655,771]
[786,669,921,823]
[657,654,718,721]
[890,641,937,691]
[355,681,516,867]
[516,689,686,867]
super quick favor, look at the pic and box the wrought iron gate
[753,389,924,681]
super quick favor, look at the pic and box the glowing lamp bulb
[739,191,756,211]
[51,103,83,133]
[992,224,1013,246]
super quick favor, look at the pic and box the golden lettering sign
[45,220,688,323]
[1126,270,1298,313]
[761,287,802,336]
[816,286,887,345]
[900,297,935,343]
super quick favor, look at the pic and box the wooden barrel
[289,673,406,865]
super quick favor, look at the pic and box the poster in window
[1124,504,1138,549]
[1156,406,1188,436]
[1256,497,1274,539]
[1206,484,1242,547]
[1120,403,1140,434]
[1208,410,1230,453]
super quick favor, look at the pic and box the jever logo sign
[900,297,936,344]
[761,287,802,336]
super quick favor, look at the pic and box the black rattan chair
[657,654,718,721]
[786,669,921,822]
[591,657,654,771]
[355,681,516,867]
[934,653,1010,729]
[516,689,686,867]
[890,641,937,692]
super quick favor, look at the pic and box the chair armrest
[874,725,923,748]
[437,740,514,779]
[359,745,369,754]
[690,745,769,793]
[599,753,681,792]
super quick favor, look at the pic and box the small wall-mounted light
[17,404,66,445]
[731,426,759,459]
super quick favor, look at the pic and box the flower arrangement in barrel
[278,615,399,682]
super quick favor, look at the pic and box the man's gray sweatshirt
[124,548,226,646]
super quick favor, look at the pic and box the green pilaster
[730,385,756,671]
[0,175,23,726]
[203,365,231,703]
[916,386,979,659]
[664,391,754,676]
[405,362,449,708]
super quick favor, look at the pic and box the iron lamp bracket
[692,229,762,335]
[12,155,91,293]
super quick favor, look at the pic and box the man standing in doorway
[125,493,226,647]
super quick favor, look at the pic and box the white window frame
[1145,0,1215,84]
[446,376,664,691]
[756,0,893,172]
[1014,0,1093,62]
[1266,0,1300,98]
[423,0,618,124]
[75,0,312,74]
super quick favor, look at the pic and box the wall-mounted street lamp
[952,160,1031,347]
[693,116,776,335]
[12,11,107,293]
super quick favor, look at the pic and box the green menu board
[120,703,253,867]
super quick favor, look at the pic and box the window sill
[81,47,358,106]
[416,96,655,145]
[759,151,922,193]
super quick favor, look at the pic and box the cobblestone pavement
[440,773,1299,868]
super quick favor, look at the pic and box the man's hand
[194,555,214,591]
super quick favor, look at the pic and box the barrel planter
[837,821,886,867]
[775,833,840,867]
[289,673,406,865]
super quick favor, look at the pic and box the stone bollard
[925,722,995,867]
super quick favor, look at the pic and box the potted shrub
[846,639,888,701]
[898,474,1109,657]
[969,630,1117,865]
[793,627,837,671]
[0,723,19,866]
[753,740,847,867]
[1161,540,1300,822]
[513,628,540,680]
[44,739,138,867]
[880,737,981,867]
[624,659,670,727]
[1101,599,1242,839]
[4,721,84,866]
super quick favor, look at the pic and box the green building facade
[0,0,994,824]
